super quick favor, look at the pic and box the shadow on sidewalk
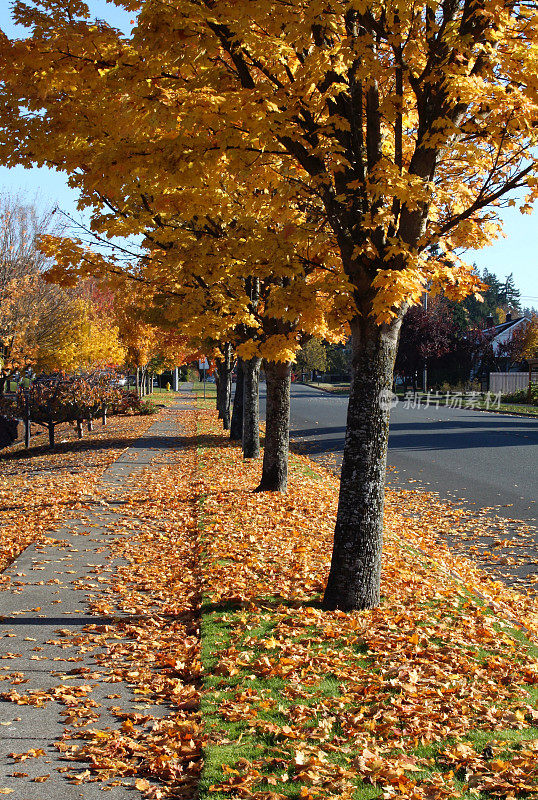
[0,610,200,629]
[0,433,233,464]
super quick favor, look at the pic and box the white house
[482,314,535,393]
[483,314,530,356]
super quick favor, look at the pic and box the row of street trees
[1,0,538,609]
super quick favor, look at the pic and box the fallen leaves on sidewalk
[0,412,156,575]
[1,404,203,797]
[50,407,204,797]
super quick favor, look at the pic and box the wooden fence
[489,371,538,394]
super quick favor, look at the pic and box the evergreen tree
[498,273,521,313]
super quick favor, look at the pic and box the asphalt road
[260,382,538,526]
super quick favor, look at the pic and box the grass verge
[304,382,351,395]
[194,404,538,800]
[306,383,538,415]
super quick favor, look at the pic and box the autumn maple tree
[144,0,536,611]
[2,0,538,610]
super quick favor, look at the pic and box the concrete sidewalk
[0,398,195,798]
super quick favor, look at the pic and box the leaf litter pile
[0,398,536,799]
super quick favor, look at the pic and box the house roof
[483,316,529,337]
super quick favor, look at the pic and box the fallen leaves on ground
[0,411,156,574]
[1,397,536,800]
[195,405,538,800]
[1,402,203,797]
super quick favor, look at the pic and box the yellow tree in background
[0,198,126,382]
[46,286,126,373]
[112,284,190,396]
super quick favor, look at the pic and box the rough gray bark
[323,315,402,611]
[243,356,261,459]
[216,344,233,430]
[215,371,221,416]
[230,358,244,441]
[256,360,291,492]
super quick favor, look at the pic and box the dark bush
[502,382,538,406]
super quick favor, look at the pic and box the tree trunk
[256,360,291,492]
[323,315,401,612]
[24,395,31,448]
[76,419,84,439]
[230,358,244,441]
[136,367,141,398]
[243,356,261,459]
[215,371,221,415]
[102,405,107,426]
[48,419,55,448]
[216,345,233,430]
[87,412,93,432]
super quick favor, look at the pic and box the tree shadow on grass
[202,596,323,615]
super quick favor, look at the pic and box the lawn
[194,404,538,800]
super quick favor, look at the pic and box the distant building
[483,314,531,358]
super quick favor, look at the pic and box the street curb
[299,382,350,396]
[300,383,538,416]
[412,397,538,419]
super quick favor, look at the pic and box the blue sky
[0,1,536,307]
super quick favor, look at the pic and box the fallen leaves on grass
[195,406,538,800]
[439,739,538,795]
